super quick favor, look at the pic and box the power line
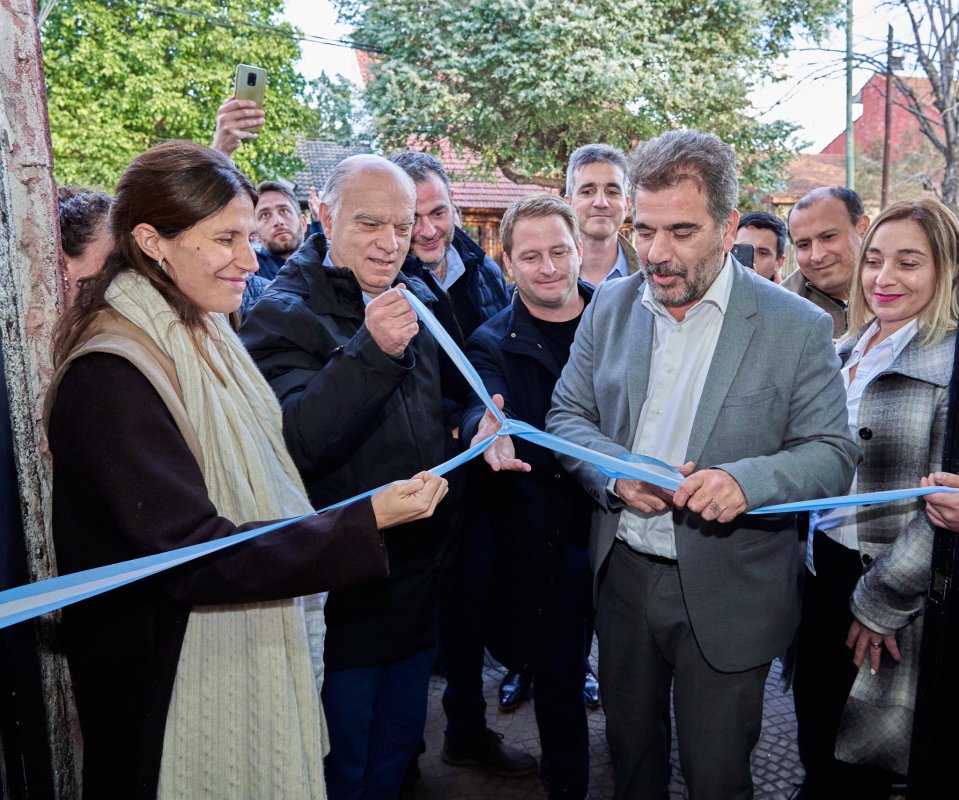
[86,0,383,53]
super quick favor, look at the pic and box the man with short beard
[547,130,858,799]
[253,181,309,280]
[390,152,509,358]
[239,182,315,318]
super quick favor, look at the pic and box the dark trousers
[793,531,902,798]
[596,541,769,800]
[533,545,591,798]
[441,517,494,742]
[322,646,438,800]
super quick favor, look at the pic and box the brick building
[820,73,941,158]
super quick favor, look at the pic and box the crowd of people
[47,104,959,800]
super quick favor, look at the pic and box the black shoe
[442,729,538,777]
[499,669,532,710]
[583,669,600,708]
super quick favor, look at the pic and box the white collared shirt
[615,256,735,559]
[807,318,919,570]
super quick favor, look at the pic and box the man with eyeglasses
[461,193,596,800]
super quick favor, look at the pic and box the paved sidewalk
[415,654,804,799]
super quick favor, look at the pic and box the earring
[158,257,164,270]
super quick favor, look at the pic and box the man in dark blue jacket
[461,193,595,800]
[388,151,533,779]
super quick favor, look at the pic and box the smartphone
[730,242,754,270]
[234,64,267,108]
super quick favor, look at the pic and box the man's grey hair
[389,151,452,193]
[323,155,416,223]
[627,130,738,228]
[565,143,628,197]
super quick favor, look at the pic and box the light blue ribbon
[748,485,959,515]
[399,288,959,515]
[403,289,505,424]
[1,289,956,629]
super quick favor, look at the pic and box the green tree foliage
[337,0,841,195]
[42,0,313,188]
[311,71,371,146]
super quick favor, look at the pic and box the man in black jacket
[239,155,449,800]
[462,193,595,800]
[390,152,509,352]
[388,151,536,778]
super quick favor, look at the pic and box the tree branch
[497,159,564,189]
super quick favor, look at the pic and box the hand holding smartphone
[210,66,267,156]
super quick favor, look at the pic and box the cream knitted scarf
[105,271,329,800]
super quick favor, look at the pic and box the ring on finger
[869,640,882,650]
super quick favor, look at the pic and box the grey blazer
[546,259,860,672]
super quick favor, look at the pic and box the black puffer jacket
[240,233,449,669]
[401,227,509,347]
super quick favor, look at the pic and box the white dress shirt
[615,256,735,559]
[806,319,919,572]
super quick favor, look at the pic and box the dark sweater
[49,353,389,800]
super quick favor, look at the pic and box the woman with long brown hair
[47,139,448,799]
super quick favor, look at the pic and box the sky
[283,0,911,154]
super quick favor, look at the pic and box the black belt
[616,538,678,566]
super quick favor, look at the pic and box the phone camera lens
[247,73,257,86]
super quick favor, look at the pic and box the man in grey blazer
[546,130,859,800]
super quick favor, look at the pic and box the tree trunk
[0,2,81,797]
[941,150,958,213]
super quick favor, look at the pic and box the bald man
[241,155,452,800]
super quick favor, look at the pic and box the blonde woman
[794,199,958,796]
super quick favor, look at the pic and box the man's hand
[673,467,747,523]
[365,285,419,358]
[846,618,901,674]
[211,97,265,156]
[308,187,322,222]
[470,394,531,472]
[614,462,694,514]
[371,471,449,529]
[921,472,959,531]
